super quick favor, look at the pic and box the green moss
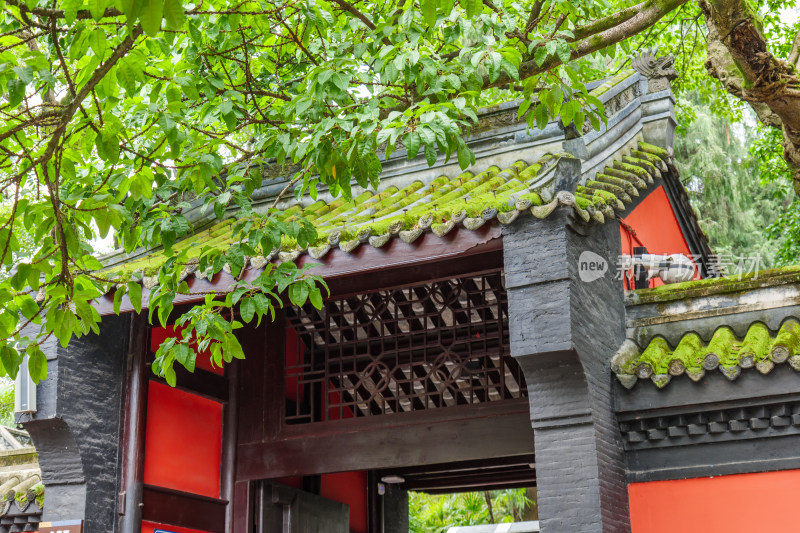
[630,265,800,303]
[702,327,738,367]
[637,141,669,159]
[670,333,704,371]
[517,192,543,206]
[616,161,650,180]
[589,69,636,97]
[574,193,593,210]
[585,180,631,203]
[631,149,664,167]
[772,319,800,358]
[623,156,657,176]
[594,173,638,196]
[637,336,671,374]
[33,483,44,507]
[604,167,647,189]
[739,322,771,362]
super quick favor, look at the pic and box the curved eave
[95,224,503,317]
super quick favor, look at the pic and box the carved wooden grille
[284,270,525,424]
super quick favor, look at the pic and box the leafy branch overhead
[0,0,796,383]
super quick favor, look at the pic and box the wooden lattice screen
[284,270,526,424]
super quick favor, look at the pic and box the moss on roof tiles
[107,139,672,280]
[628,265,800,304]
[589,69,637,97]
[615,319,800,389]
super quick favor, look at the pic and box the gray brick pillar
[503,210,630,533]
[22,313,130,531]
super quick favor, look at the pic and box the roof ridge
[103,141,672,288]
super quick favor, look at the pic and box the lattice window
[284,270,526,424]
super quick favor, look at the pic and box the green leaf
[127,281,143,314]
[456,142,473,170]
[89,27,107,58]
[7,79,25,108]
[288,282,309,306]
[140,0,164,36]
[406,131,421,159]
[113,286,125,315]
[561,99,575,127]
[17,295,39,321]
[424,144,437,167]
[174,343,195,372]
[240,296,255,323]
[422,0,437,27]
[309,287,323,309]
[534,45,547,67]
[461,0,481,18]
[556,40,571,64]
[90,0,106,21]
[163,0,184,30]
[63,0,82,24]
[0,346,21,380]
[27,345,47,384]
[517,98,531,119]
[223,334,245,360]
[222,111,237,131]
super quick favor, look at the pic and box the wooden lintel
[236,399,534,480]
[146,362,229,402]
[142,484,227,533]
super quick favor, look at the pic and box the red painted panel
[629,470,800,532]
[150,325,225,376]
[320,471,368,533]
[619,185,697,288]
[141,521,212,533]
[144,381,223,498]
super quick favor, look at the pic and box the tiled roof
[612,319,800,389]
[0,428,42,532]
[110,141,670,284]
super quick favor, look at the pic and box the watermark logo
[578,251,608,282]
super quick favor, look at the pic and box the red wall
[620,185,696,287]
[143,381,223,498]
[321,471,369,533]
[629,470,800,532]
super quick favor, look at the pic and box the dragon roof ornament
[631,47,678,93]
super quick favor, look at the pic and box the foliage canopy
[0,0,797,381]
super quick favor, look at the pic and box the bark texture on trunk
[701,0,800,191]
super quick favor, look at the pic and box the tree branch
[789,28,800,69]
[489,0,690,88]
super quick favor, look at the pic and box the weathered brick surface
[23,314,130,531]
[504,211,631,533]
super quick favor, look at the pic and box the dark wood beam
[383,454,536,477]
[236,399,534,480]
[118,315,148,533]
[421,478,536,494]
[142,484,227,532]
[402,469,537,492]
[232,481,255,533]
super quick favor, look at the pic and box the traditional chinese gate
[231,238,537,532]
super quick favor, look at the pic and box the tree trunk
[701,0,800,192]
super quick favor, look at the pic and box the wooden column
[119,314,149,533]
[222,361,240,531]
